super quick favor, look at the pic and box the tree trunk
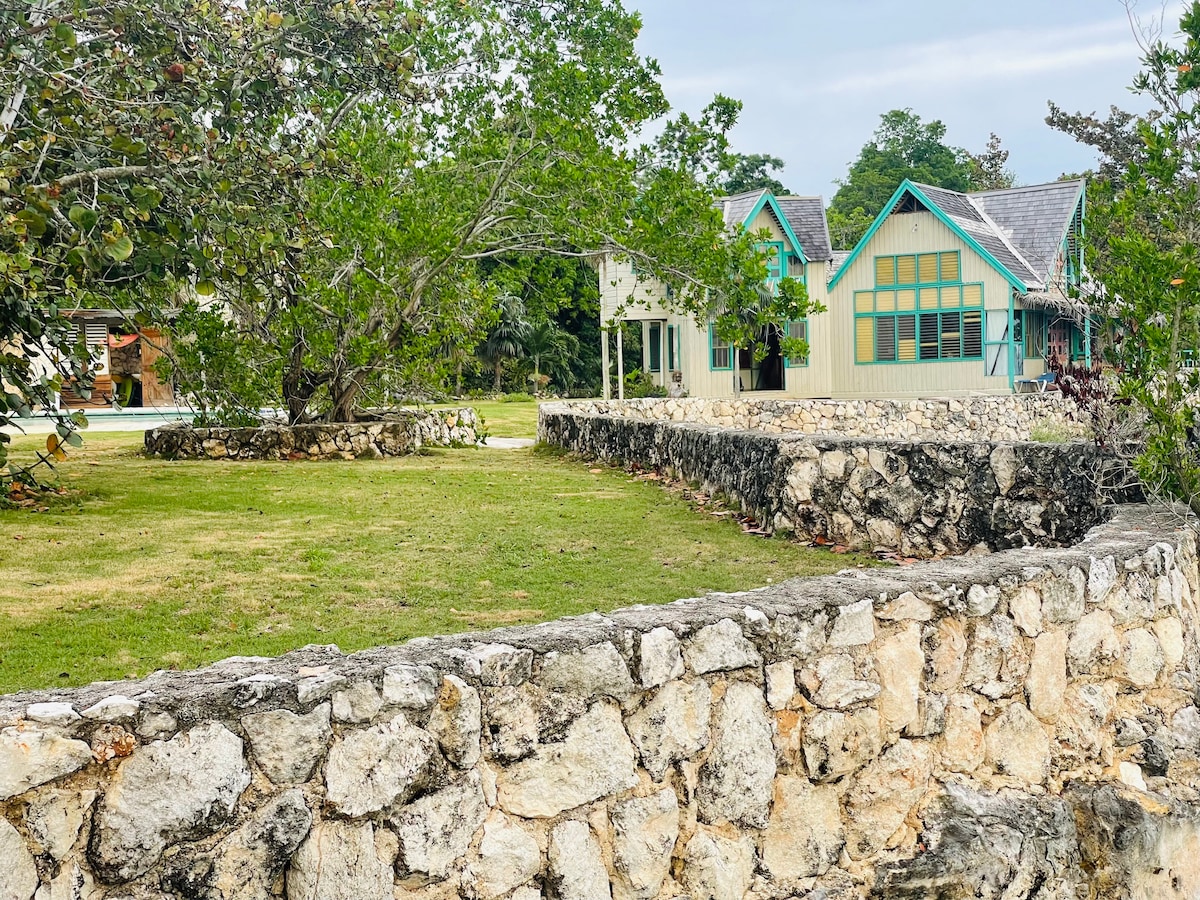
[492,358,503,392]
[282,333,314,425]
[328,380,362,424]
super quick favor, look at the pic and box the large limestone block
[683,619,762,674]
[391,772,487,882]
[927,619,968,692]
[538,643,634,698]
[24,788,95,861]
[827,598,876,647]
[200,789,313,900]
[90,722,252,882]
[639,628,684,689]
[1068,611,1120,676]
[1041,568,1086,625]
[802,708,882,782]
[697,682,776,828]
[286,821,393,900]
[324,714,437,817]
[679,827,755,900]
[611,789,679,900]
[0,726,93,801]
[548,821,611,900]
[1119,629,1164,688]
[941,694,984,774]
[876,622,924,733]
[761,776,843,880]
[625,680,711,781]
[427,675,482,769]
[497,702,637,818]
[466,813,540,900]
[1027,632,1068,723]
[844,740,934,860]
[241,703,331,784]
[985,703,1050,784]
[0,817,38,900]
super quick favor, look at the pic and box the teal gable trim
[741,193,809,265]
[827,180,1027,293]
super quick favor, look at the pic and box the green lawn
[0,432,860,693]
[433,397,540,439]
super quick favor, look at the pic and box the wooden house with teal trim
[824,178,1089,397]
[598,189,834,399]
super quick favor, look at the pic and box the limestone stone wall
[144,409,480,460]
[539,403,1136,558]
[562,395,1082,442]
[1,506,1199,899]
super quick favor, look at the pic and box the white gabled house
[598,189,834,399]
[598,178,1091,400]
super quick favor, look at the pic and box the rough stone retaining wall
[564,395,1082,443]
[539,403,1135,558]
[144,409,480,460]
[1,506,1199,899]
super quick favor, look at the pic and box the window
[785,320,809,367]
[709,324,732,371]
[648,322,662,373]
[984,310,1011,377]
[667,325,677,371]
[759,242,785,282]
[1021,310,1047,359]
[854,255,983,364]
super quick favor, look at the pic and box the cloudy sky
[630,0,1184,199]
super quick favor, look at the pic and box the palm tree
[524,319,580,392]
[479,294,531,392]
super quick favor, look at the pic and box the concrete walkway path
[481,437,535,450]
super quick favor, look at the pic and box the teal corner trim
[1008,292,1016,391]
[741,192,809,265]
[827,180,1027,293]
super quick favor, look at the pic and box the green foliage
[967,133,1018,191]
[827,109,977,248]
[1081,2,1200,515]
[720,153,791,195]
[623,369,667,398]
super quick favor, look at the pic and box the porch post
[616,322,625,400]
[1084,316,1093,368]
[601,326,611,400]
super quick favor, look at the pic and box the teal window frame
[709,323,732,371]
[783,319,809,368]
[853,278,986,366]
[758,241,786,284]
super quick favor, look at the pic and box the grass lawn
[433,397,540,439]
[0,431,862,694]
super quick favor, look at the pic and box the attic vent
[893,193,929,215]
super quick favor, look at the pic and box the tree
[1046,103,1146,184]
[720,153,791,195]
[827,109,975,247]
[1076,2,1200,516]
[967,133,1018,191]
[1,0,429,478]
[523,320,579,392]
[480,294,530,393]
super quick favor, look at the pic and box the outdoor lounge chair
[1015,372,1057,393]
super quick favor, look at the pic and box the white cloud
[810,17,1141,98]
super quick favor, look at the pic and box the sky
[629,0,1186,200]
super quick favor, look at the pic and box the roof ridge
[719,188,770,202]
[970,179,1085,198]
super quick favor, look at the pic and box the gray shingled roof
[973,180,1086,283]
[827,250,852,284]
[776,196,833,262]
[911,183,1041,289]
[719,190,768,230]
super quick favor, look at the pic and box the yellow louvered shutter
[939,252,960,283]
[919,287,939,309]
[896,290,916,311]
[855,292,874,313]
[898,315,917,361]
[875,257,895,286]
[876,291,896,313]
[918,253,938,284]
[963,284,982,307]
[941,285,962,308]
[856,318,874,363]
[896,255,917,285]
